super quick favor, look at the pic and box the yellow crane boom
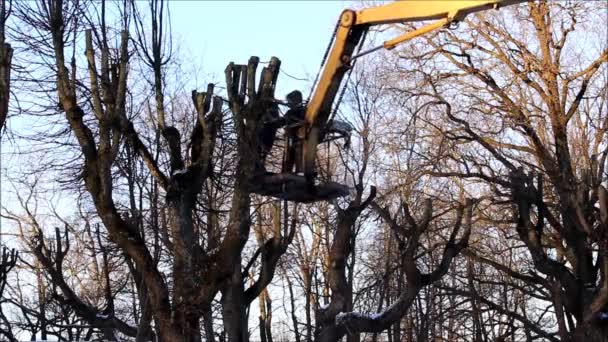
[300,0,528,180]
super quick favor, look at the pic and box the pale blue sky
[169,0,354,98]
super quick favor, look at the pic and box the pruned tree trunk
[0,0,11,134]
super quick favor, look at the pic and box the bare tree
[380,1,607,340]
[6,0,292,340]
[3,1,605,341]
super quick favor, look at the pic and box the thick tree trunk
[0,0,11,133]
[222,260,248,342]
[0,42,10,133]
[202,304,215,342]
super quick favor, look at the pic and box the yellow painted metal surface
[355,0,527,25]
[304,0,527,128]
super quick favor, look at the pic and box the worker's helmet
[286,90,303,106]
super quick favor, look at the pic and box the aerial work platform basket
[251,119,353,203]
[251,172,349,203]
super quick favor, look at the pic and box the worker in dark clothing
[259,104,280,159]
[282,90,306,174]
[284,90,305,125]
[257,102,282,173]
[255,90,306,175]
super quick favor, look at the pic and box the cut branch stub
[0,42,12,132]
[85,30,103,120]
[163,126,183,173]
[335,198,474,334]
[258,57,281,102]
[225,56,281,132]
[225,62,241,116]
[225,62,241,109]
[247,56,260,101]
[203,83,214,113]
[192,83,215,125]
[191,84,223,170]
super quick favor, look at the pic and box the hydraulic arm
[300,0,527,179]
